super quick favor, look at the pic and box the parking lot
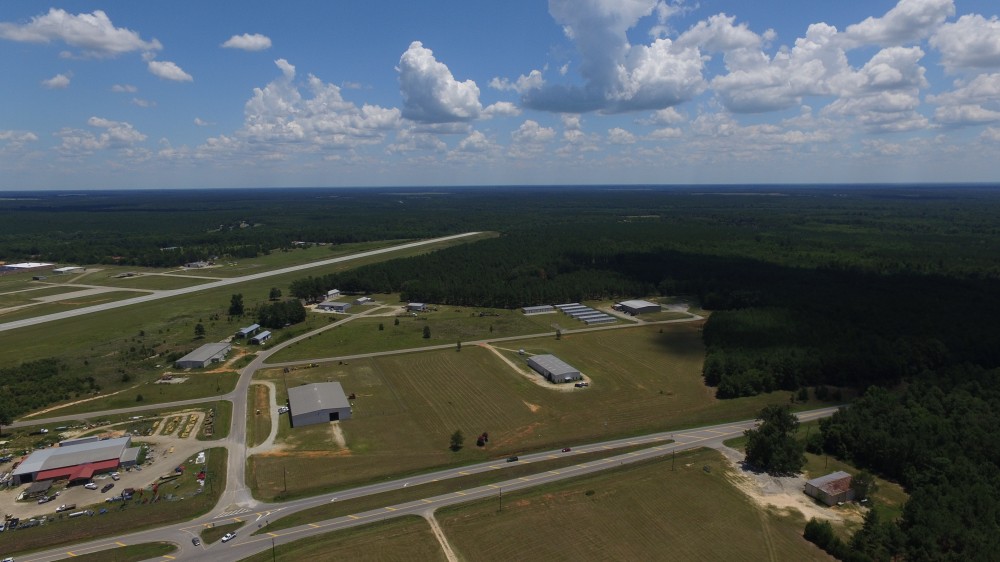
[1,410,211,522]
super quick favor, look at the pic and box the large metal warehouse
[616,299,662,315]
[288,382,352,428]
[174,343,231,369]
[12,436,135,485]
[527,354,582,384]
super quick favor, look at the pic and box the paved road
[16,407,840,562]
[0,232,481,334]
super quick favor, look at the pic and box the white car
[2,556,14,562]
[84,482,98,490]
[221,532,237,543]
[110,472,120,480]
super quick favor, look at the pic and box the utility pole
[672,449,676,471]
[272,537,276,562]
[499,487,502,512]
[283,466,287,493]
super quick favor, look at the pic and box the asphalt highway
[15,407,840,561]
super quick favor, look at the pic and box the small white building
[250,330,272,344]
[354,296,373,305]
[326,289,341,298]
[52,266,85,274]
[407,303,427,312]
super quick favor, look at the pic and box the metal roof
[807,470,853,494]
[527,354,580,377]
[237,324,260,335]
[288,382,351,416]
[176,343,231,364]
[13,437,132,478]
[618,299,660,309]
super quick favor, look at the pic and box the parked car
[84,482,98,490]
[55,504,75,513]
[1,556,12,561]
[110,472,120,481]
[101,483,114,493]
[192,537,201,546]
[506,455,519,462]
[221,531,237,543]
[277,406,289,414]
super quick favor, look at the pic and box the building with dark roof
[12,436,135,485]
[174,343,231,369]
[804,471,855,506]
[288,382,352,428]
[316,301,351,312]
[527,354,582,384]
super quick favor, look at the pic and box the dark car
[562,447,572,452]
[192,537,201,546]
[101,483,114,493]
[506,455,519,462]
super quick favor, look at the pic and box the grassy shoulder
[5,447,227,557]
[241,516,444,562]
[41,371,239,417]
[248,383,272,448]
[53,542,177,562]
[255,442,660,533]
[437,448,829,562]
[201,520,245,544]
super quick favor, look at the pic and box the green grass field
[34,371,240,417]
[4,447,227,557]
[271,305,572,362]
[249,323,791,499]
[0,285,81,307]
[0,290,148,323]
[248,384,272,448]
[240,516,445,562]
[92,273,216,290]
[1,234,490,419]
[438,448,830,561]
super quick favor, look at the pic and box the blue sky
[2,0,999,189]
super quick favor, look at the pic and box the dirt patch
[330,422,347,449]
[522,401,540,413]
[716,446,861,524]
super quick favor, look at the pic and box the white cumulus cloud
[0,8,161,57]
[57,117,147,155]
[222,33,272,51]
[841,0,955,47]
[148,60,193,82]
[931,14,1000,72]
[398,41,482,123]
[41,73,70,89]
[111,84,137,93]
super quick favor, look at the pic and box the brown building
[804,471,855,506]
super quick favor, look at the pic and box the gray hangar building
[616,299,662,315]
[174,342,231,369]
[527,354,582,384]
[288,382,352,427]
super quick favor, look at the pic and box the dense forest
[4,185,1000,557]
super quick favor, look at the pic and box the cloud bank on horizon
[1,0,999,188]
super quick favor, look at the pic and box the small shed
[354,297,373,305]
[527,354,582,384]
[805,471,855,506]
[288,382,352,427]
[236,324,260,338]
[407,303,427,312]
[250,330,272,344]
[174,343,231,369]
[326,289,341,298]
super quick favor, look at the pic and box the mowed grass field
[249,323,790,499]
[91,273,216,290]
[270,305,610,362]
[0,285,83,307]
[0,290,147,322]
[241,516,445,562]
[438,448,830,562]
[37,371,240,416]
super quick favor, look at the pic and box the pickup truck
[55,504,76,513]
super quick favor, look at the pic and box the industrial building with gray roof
[527,354,582,384]
[615,299,662,315]
[288,381,352,427]
[174,342,231,369]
